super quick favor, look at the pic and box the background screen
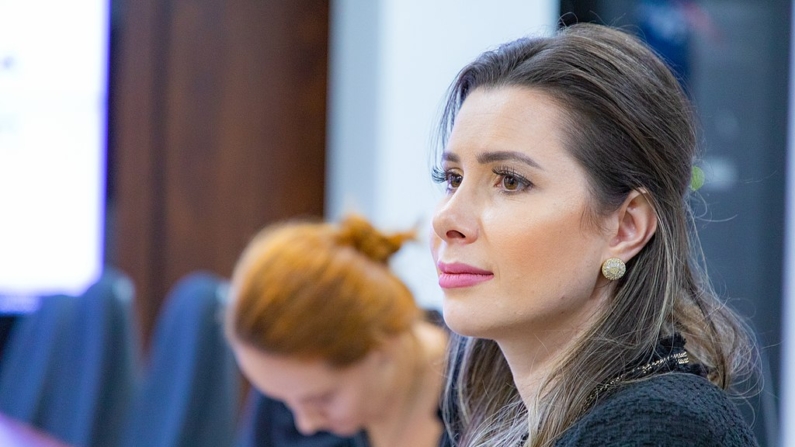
[0,1,109,305]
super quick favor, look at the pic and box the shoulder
[555,373,758,447]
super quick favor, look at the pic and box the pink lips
[437,262,494,289]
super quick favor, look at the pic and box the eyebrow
[442,150,543,170]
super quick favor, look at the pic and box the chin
[442,300,493,338]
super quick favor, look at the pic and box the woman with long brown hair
[431,23,759,446]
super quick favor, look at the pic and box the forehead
[448,86,568,158]
[233,342,340,401]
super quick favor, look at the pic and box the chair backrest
[122,271,240,447]
[0,294,77,423]
[41,268,138,447]
[0,267,138,447]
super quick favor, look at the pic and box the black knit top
[554,372,758,446]
[552,335,758,446]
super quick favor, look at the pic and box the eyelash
[431,166,447,184]
[431,167,463,193]
[431,166,533,193]
[493,166,533,192]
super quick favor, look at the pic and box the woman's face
[232,342,387,436]
[430,86,612,341]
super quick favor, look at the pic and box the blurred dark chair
[0,294,76,423]
[122,271,240,447]
[0,268,138,447]
[237,390,356,447]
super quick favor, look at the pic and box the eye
[432,167,463,191]
[494,168,532,192]
[315,392,334,405]
[447,172,463,189]
[306,391,335,408]
[502,175,521,191]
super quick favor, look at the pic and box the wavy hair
[437,23,758,447]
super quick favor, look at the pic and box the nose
[432,189,478,244]
[292,406,326,435]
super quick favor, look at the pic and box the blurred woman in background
[226,215,450,447]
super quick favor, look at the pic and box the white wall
[327,0,558,309]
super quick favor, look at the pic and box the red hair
[228,215,420,367]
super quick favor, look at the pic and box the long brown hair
[438,23,758,447]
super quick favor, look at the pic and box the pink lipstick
[437,262,494,289]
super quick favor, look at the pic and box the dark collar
[585,334,705,409]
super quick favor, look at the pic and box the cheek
[429,236,438,256]
[327,384,368,423]
[496,212,567,255]
[495,210,599,289]
[429,225,442,259]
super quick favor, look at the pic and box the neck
[497,298,604,415]
[498,330,576,414]
[366,321,447,447]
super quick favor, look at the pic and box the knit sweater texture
[554,372,758,446]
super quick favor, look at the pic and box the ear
[605,189,657,262]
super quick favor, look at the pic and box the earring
[601,258,626,281]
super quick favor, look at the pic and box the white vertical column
[327,0,558,309]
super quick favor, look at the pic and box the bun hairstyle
[227,215,420,367]
[335,215,410,264]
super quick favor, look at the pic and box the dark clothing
[555,372,758,446]
[499,335,758,446]
[238,393,451,447]
[237,310,450,447]
[554,335,757,446]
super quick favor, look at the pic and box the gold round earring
[601,258,626,281]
